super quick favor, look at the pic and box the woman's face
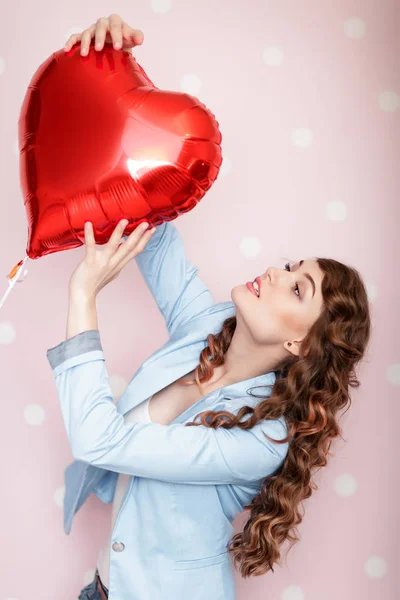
[231,259,325,355]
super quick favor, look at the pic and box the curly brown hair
[177,257,372,578]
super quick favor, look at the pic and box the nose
[266,267,275,283]
[266,266,283,286]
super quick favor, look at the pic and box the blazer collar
[116,301,277,423]
[117,345,276,425]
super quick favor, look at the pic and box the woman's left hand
[68,219,156,299]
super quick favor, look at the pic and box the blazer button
[112,541,125,552]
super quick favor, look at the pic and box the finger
[105,218,132,255]
[111,222,153,263]
[108,13,124,49]
[64,31,83,51]
[121,225,156,257]
[84,222,96,259]
[122,23,144,47]
[80,25,97,55]
[115,227,156,270]
[93,17,110,51]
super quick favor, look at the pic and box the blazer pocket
[173,550,230,571]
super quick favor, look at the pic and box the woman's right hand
[64,13,144,56]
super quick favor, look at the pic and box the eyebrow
[297,260,316,298]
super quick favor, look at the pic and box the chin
[230,283,253,308]
[230,283,244,299]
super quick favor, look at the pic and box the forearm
[66,291,98,340]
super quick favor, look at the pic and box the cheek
[251,303,289,342]
[264,298,299,336]
[279,310,298,329]
[278,306,309,337]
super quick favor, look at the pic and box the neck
[207,324,286,388]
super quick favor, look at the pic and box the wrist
[68,287,97,305]
[66,291,98,340]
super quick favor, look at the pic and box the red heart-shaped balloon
[18,43,222,259]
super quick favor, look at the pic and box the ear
[283,339,303,357]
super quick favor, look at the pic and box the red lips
[256,277,262,296]
[246,281,258,297]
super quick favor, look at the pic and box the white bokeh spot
[0,57,5,75]
[240,235,262,259]
[282,585,305,600]
[262,45,284,67]
[326,201,347,222]
[53,485,65,508]
[0,321,16,344]
[334,473,358,497]
[180,73,202,97]
[24,404,46,426]
[344,17,367,39]
[386,364,400,385]
[363,555,387,578]
[219,156,232,178]
[151,0,172,14]
[378,91,400,113]
[291,128,314,149]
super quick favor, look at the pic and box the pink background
[1,1,399,599]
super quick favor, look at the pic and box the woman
[48,14,372,600]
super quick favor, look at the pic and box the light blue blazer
[46,220,290,600]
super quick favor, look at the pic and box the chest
[148,369,216,425]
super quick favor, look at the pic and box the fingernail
[114,42,121,49]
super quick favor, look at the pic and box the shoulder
[170,301,236,340]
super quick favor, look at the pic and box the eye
[284,262,301,298]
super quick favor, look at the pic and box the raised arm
[130,220,215,337]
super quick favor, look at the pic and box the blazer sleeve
[129,221,214,338]
[46,330,288,486]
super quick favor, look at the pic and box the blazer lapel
[116,336,206,417]
[116,302,236,419]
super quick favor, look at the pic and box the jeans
[78,568,109,599]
